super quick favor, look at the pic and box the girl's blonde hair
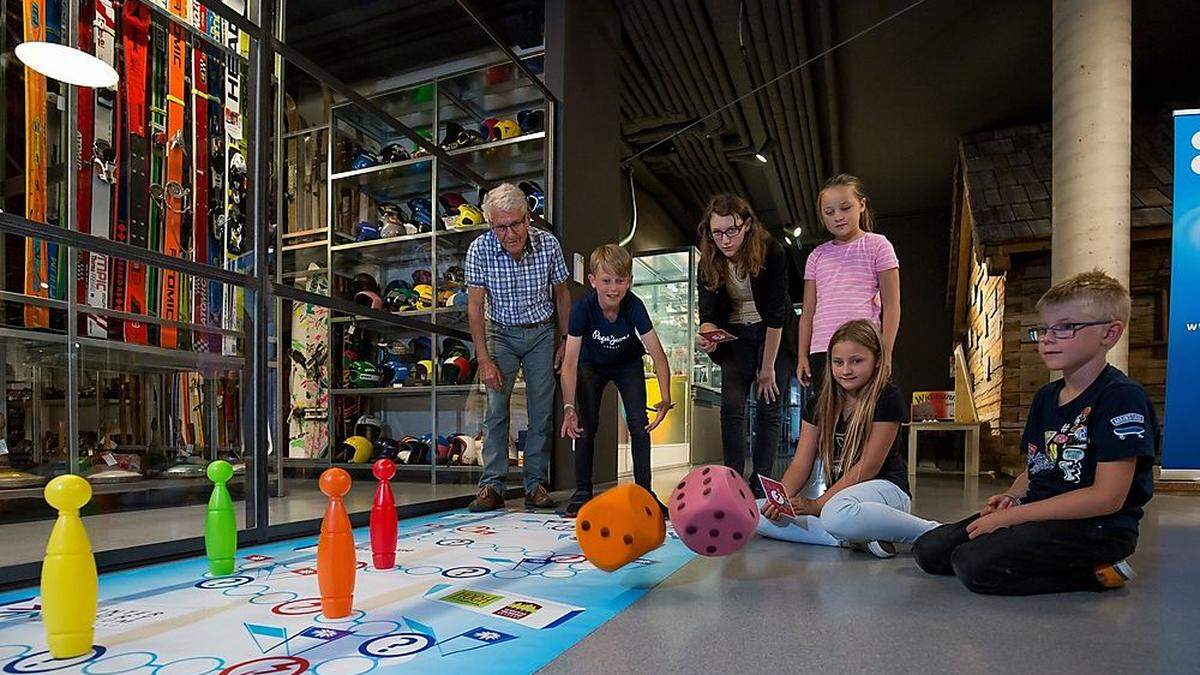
[697,193,769,292]
[817,174,875,233]
[816,319,890,483]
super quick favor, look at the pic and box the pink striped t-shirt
[803,232,899,354]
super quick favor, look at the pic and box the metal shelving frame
[0,0,556,584]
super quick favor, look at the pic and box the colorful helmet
[413,284,434,309]
[410,269,433,286]
[439,121,466,149]
[378,202,405,225]
[456,204,485,228]
[441,337,471,360]
[407,359,434,385]
[517,108,544,133]
[435,435,453,464]
[354,290,383,311]
[438,192,467,215]
[401,436,429,464]
[406,198,433,231]
[456,434,482,465]
[351,148,378,170]
[490,119,521,141]
[380,143,409,163]
[342,435,374,463]
[479,118,500,140]
[456,128,486,148]
[441,355,471,385]
[450,290,468,307]
[437,289,455,307]
[355,414,383,442]
[380,337,414,360]
[409,336,432,359]
[347,360,382,388]
[376,437,400,460]
[379,222,403,238]
[448,435,468,465]
[350,273,380,296]
[378,357,410,387]
[519,181,545,215]
[355,221,380,242]
[383,281,412,312]
[443,265,465,286]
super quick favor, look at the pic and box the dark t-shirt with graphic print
[803,383,910,495]
[568,290,653,367]
[1021,365,1157,531]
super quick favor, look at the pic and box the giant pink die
[668,465,758,557]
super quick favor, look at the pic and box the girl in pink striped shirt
[797,174,901,390]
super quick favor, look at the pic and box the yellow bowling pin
[41,475,98,659]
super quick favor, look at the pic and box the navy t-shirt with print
[567,290,653,367]
[802,383,910,495]
[1021,365,1157,531]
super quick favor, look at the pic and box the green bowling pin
[205,460,237,575]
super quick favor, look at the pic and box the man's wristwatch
[563,403,575,413]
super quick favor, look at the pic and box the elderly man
[465,182,571,511]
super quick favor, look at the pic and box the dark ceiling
[280,0,1200,240]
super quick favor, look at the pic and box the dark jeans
[573,360,652,495]
[806,350,827,395]
[718,322,796,493]
[913,513,1138,596]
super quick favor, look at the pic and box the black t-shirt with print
[803,383,910,495]
[1022,365,1157,531]
[567,290,653,367]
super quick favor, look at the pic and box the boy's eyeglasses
[710,222,745,241]
[1027,320,1112,341]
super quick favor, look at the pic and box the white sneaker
[865,541,897,559]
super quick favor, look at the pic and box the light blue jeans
[756,476,940,546]
[480,322,556,494]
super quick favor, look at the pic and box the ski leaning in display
[23,0,49,329]
[123,0,152,345]
[160,0,189,349]
[85,0,118,338]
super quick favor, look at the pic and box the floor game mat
[0,510,694,674]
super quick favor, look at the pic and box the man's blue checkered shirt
[465,227,569,326]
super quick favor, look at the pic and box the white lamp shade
[15,41,119,88]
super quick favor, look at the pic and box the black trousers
[718,322,796,494]
[806,350,827,395]
[913,513,1138,596]
[573,360,653,495]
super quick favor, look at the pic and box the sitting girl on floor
[758,319,939,557]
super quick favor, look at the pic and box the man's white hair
[481,182,529,222]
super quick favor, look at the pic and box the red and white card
[758,475,795,517]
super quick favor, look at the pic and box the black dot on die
[703,477,712,485]
[733,532,743,540]
[709,529,719,537]
[676,502,686,511]
[580,520,591,531]
[748,508,756,518]
[705,545,717,554]
[702,467,711,475]
[685,525,697,535]
[703,488,711,496]
[600,527,610,538]
[623,534,633,545]
[739,489,746,499]
[677,481,686,490]
[644,506,652,517]
[715,510,725,520]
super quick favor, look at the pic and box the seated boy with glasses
[913,269,1156,595]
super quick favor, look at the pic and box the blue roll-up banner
[1164,110,1200,471]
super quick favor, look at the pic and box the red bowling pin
[370,459,398,569]
[317,468,356,619]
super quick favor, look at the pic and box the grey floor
[542,472,1200,674]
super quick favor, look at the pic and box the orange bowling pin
[41,475,98,658]
[317,468,356,619]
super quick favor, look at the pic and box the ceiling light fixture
[753,138,774,163]
[792,226,803,237]
[15,41,118,88]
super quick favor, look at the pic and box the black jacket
[698,238,799,362]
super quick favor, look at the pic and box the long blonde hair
[817,173,876,233]
[816,320,890,482]
[697,194,769,292]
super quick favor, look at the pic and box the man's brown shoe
[524,484,556,509]
[468,485,505,512]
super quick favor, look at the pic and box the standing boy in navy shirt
[914,269,1156,595]
[559,245,675,518]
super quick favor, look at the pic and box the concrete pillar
[1051,0,1131,369]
